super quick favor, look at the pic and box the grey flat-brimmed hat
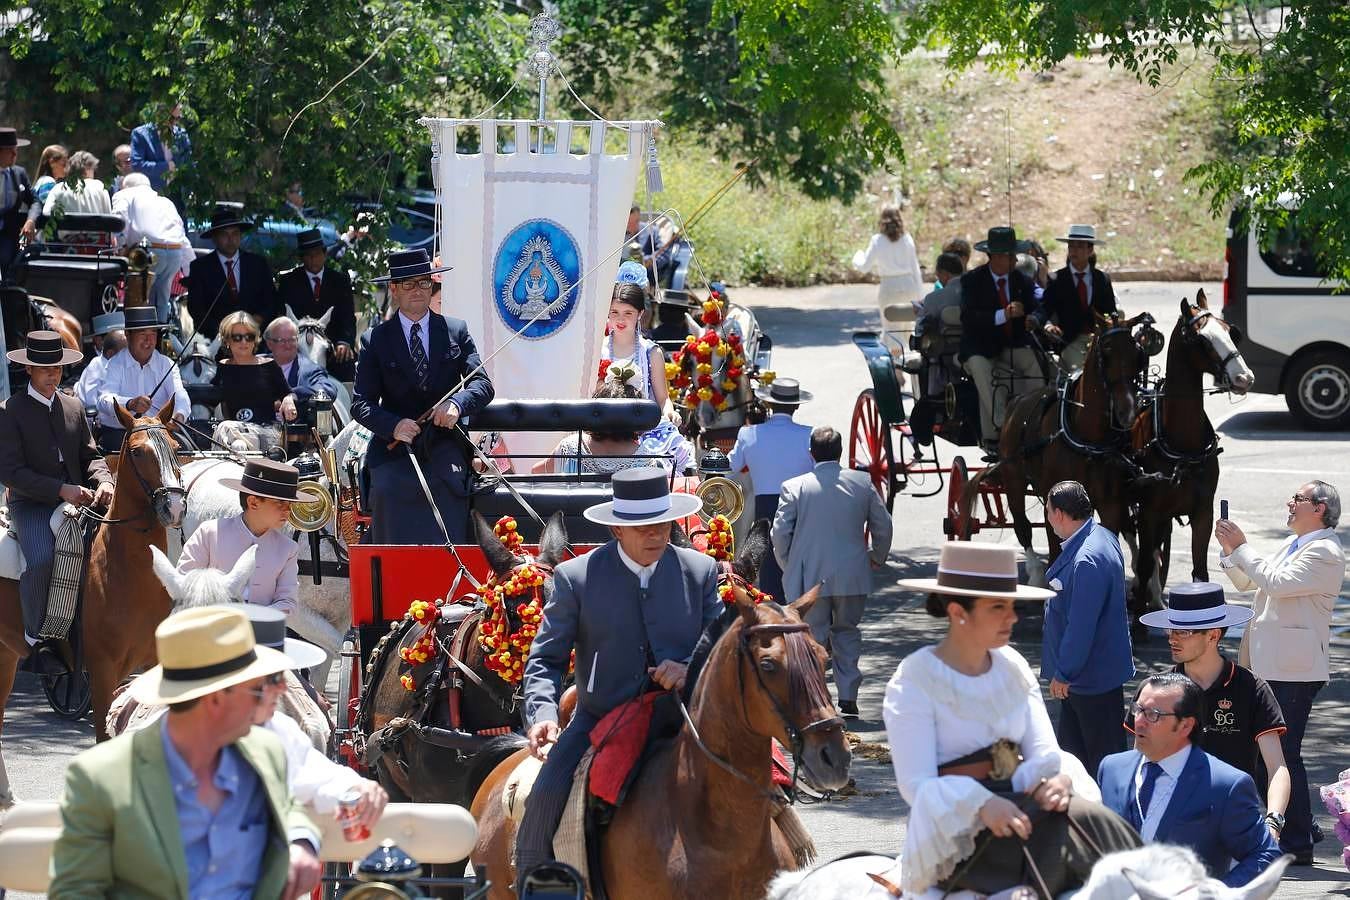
[898,542,1055,601]
[1139,581,1252,630]
[755,377,813,405]
[1056,224,1107,245]
[584,468,702,526]
[6,330,84,367]
[91,311,126,336]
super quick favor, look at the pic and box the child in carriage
[598,264,678,423]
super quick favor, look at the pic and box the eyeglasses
[393,279,434,291]
[1290,494,1318,505]
[242,671,287,700]
[1130,702,1184,724]
[229,333,258,343]
[266,336,298,346]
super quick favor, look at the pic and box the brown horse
[470,584,852,900]
[1126,290,1254,620]
[965,313,1154,579]
[0,399,186,748]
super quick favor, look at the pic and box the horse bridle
[1089,324,1146,433]
[740,621,847,756]
[1184,309,1244,383]
[107,422,186,526]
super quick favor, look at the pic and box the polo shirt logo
[1217,699,1232,710]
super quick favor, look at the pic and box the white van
[1223,205,1349,429]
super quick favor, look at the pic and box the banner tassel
[645,131,664,195]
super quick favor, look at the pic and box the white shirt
[217,251,240,279]
[852,231,922,282]
[279,358,298,386]
[1136,743,1191,841]
[111,185,188,247]
[992,271,1013,326]
[96,347,191,430]
[616,543,660,588]
[178,514,300,613]
[42,178,112,218]
[267,710,365,814]
[727,413,813,497]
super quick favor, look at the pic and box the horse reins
[82,422,186,530]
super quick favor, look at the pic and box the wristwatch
[1265,811,1286,833]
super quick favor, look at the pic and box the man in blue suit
[351,249,493,544]
[1098,673,1282,887]
[129,101,191,193]
[516,469,721,890]
[1042,480,1134,777]
[261,317,341,403]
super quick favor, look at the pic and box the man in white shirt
[1215,481,1346,862]
[95,306,191,452]
[729,378,814,602]
[112,173,194,324]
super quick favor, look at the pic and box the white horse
[765,845,1292,900]
[284,305,354,418]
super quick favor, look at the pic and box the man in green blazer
[50,606,322,899]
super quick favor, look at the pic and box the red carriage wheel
[945,455,974,541]
[849,388,896,512]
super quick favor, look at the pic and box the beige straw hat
[898,543,1055,601]
[130,606,293,705]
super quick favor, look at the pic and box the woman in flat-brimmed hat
[178,459,321,616]
[881,543,1139,897]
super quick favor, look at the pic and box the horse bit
[87,422,186,529]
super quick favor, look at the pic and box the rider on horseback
[515,468,720,891]
[0,330,113,673]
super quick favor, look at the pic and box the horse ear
[149,545,183,602]
[208,335,221,357]
[157,395,176,424]
[732,518,772,582]
[1120,868,1175,900]
[1179,297,1191,318]
[1233,853,1293,900]
[225,545,257,600]
[537,511,569,568]
[732,582,761,628]
[669,520,692,549]
[788,584,821,620]
[285,304,299,324]
[318,307,333,328]
[684,312,701,336]
[1196,288,1208,309]
[114,399,134,430]
[474,511,516,576]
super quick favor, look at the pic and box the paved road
[3,281,1348,896]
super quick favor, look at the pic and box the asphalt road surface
[3,281,1348,897]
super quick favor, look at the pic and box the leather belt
[938,760,996,780]
[148,241,188,250]
[937,739,1022,781]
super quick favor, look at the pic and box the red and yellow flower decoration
[718,578,772,606]
[477,516,549,685]
[397,598,442,691]
[700,514,735,561]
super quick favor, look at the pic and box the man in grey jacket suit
[772,426,893,718]
[516,468,721,888]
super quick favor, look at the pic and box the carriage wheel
[945,455,973,541]
[42,668,92,720]
[849,389,897,512]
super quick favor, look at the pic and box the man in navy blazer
[275,228,357,381]
[1097,673,1282,887]
[129,102,191,193]
[351,249,493,544]
[186,207,280,341]
[1042,480,1134,777]
[261,317,341,403]
[516,469,720,891]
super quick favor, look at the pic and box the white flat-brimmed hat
[130,606,293,704]
[899,543,1055,601]
[584,468,702,527]
[1056,224,1106,245]
[242,604,328,670]
[1139,581,1253,630]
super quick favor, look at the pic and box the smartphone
[1220,499,1229,520]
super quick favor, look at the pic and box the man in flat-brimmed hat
[1135,582,1292,845]
[49,605,321,899]
[178,459,322,616]
[274,227,356,379]
[729,377,814,602]
[94,305,191,453]
[516,467,721,890]
[0,330,113,673]
[186,204,280,341]
[352,248,494,544]
[960,225,1045,456]
[0,126,35,278]
[75,310,127,408]
[1031,224,1118,371]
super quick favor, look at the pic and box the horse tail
[465,733,529,801]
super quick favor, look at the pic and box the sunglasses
[242,670,287,700]
[229,333,258,343]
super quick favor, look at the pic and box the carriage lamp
[698,445,732,477]
[312,388,334,436]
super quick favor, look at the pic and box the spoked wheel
[42,668,92,720]
[944,455,973,541]
[849,388,896,511]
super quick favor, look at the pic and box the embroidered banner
[422,118,655,458]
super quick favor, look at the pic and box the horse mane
[682,603,738,703]
[150,543,256,609]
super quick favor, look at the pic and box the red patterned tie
[1076,271,1090,314]
[997,277,1012,338]
[225,259,238,297]
[312,275,322,302]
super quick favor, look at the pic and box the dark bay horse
[964,313,1154,581]
[0,399,185,745]
[1126,290,1254,620]
[470,582,852,900]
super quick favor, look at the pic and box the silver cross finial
[528,13,560,126]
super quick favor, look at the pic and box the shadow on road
[755,306,880,350]
[1218,409,1345,440]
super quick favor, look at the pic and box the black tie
[409,321,429,390]
[287,361,299,388]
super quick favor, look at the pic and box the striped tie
[409,322,429,390]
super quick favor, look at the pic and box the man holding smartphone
[1215,483,1346,864]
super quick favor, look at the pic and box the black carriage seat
[47,213,127,236]
[464,398,664,544]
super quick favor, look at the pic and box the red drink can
[337,788,371,842]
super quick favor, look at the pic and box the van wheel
[1286,349,1350,430]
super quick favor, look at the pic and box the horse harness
[83,422,185,531]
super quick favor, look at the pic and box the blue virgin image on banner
[492,218,582,340]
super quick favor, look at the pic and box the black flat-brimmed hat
[1139,581,1252,630]
[91,311,126,336]
[242,604,328,670]
[219,458,323,503]
[974,226,1032,255]
[201,206,256,239]
[754,377,813,406]
[295,228,326,254]
[899,542,1055,601]
[7,330,83,367]
[122,306,167,331]
[369,248,453,284]
[0,128,30,149]
[584,468,702,526]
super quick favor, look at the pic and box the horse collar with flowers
[475,516,564,685]
[666,285,775,418]
[696,514,772,606]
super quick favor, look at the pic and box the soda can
[337,788,371,842]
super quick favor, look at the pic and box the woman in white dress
[884,543,1140,898]
[853,205,923,348]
